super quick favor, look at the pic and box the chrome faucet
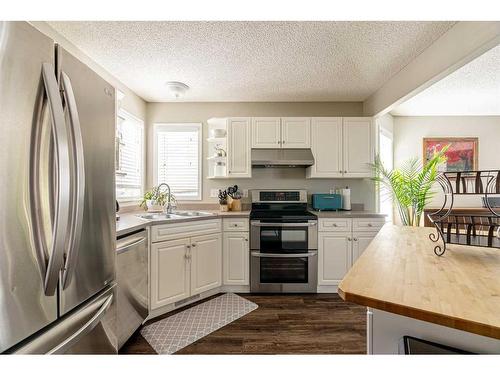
[157,183,173,214]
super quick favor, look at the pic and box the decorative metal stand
[427,170,500,256]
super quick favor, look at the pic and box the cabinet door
[343,117,373,177]
[190,233,222,295]
[318,233,352,286]
[307,118,343,178]
[251,117,281,148]
[281,117,311,148]
[352,234,375,264]
[150,238,190,309]
[227,118,251,177]
[223,232,249,285]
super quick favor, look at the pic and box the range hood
[251,148,315,168]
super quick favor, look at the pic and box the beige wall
[146,102,377,210]
[394,116,500,207]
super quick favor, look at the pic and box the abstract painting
[423,137,478,172]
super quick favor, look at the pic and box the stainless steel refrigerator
[0,21,117,354]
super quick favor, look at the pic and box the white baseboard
[317,285,339,293]
[220,285,250,293]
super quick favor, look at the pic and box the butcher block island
[338,224,500,354]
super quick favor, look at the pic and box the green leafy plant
[371,146,448,226]
[140,185,176,209]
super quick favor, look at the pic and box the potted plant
[140,185,176,212]
[371,146,448,226]
[227,185,242,212]
[218,189,229,212]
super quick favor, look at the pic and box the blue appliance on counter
[311,193,343,211]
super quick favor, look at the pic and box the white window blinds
[116,110,144,201]
[154,123,202,200]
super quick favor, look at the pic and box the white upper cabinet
[207,117,251,179]
[251,117,281,148]
[342,117,373,177]
[307,118,343,178]
[251,117,310,149]
[281,117,311,148]
[227,118,251,178]
[307,116,373,179]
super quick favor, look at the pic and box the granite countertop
[339,224,500,340]
[116,210,250,237]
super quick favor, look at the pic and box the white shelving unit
[207,119,229,179]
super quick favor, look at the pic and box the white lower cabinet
[318,218,383,287]
[318,233,352,285]
[150,232,221,309]
[190,233,222,295]
[150,238,191,309]
[352,234,374,263]
[223,232,249,285]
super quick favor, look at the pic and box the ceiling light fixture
[165,81,189,99]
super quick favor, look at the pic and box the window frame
[153,122,203,201]
[115,109,145,203]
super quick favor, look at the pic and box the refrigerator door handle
[59,71,86,289]
[48,293,113,354]
[30,63,71,296]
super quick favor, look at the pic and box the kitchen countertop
[116,210,250,237]
[116,209,386,236]
[310,210,386,219]
[338,224,500,340]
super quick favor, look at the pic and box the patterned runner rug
[141,293,258,354]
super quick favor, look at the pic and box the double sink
[136,211,215,221]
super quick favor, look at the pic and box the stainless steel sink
[136,213,183,220]
[173,211,214,217]
[136,211,215,221]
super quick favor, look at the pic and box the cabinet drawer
[319,219,351,232]
[223,218,249,232]
[152,219,221,242]
[352,218,386,232]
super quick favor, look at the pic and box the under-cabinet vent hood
[251,148,315,168]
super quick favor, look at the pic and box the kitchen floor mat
[140,293,258,354]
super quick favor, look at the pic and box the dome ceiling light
[165,81,189,99]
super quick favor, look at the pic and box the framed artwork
[423,137,478,172]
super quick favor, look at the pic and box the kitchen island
[339,224,500,354]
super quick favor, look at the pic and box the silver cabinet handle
[30,63,71,297]
[60,71,86,289]
[367,223,373,227]
[116,237,147,255]
[347,237,352,241]
[251,251,317,258]
[192,243,197,247]
[353,238,358,241]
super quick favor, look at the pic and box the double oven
[250,190,318,293]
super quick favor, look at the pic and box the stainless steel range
[250,190,318,293]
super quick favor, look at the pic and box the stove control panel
[252,190,307,203]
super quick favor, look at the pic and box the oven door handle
[251,222,317,227]
[251,251,317,258]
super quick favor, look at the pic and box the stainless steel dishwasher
[117,229,148,349]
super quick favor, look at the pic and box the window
[379,128,394,222]
[154,123,202,200]
[115,110,144,201]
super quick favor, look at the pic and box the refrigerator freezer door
[56,46,117,316]
[10,284,117,354]
[0,21,59,352]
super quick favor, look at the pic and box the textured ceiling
[48,21,455,102]
[391,44,500,116]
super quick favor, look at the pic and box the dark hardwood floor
[119,293,366,355]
